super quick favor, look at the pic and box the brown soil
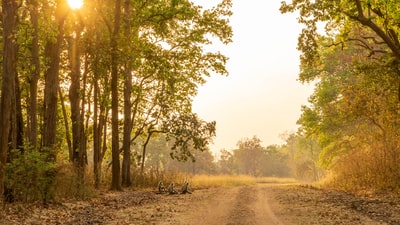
[2,183,400,224]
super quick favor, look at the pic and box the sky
[191,0,315,153]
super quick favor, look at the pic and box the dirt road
[175,185,284,225]
[2,183,400,224]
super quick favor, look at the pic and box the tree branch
[348,0,400,61]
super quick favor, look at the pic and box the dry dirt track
[175,184,284,225]
[3,183,400,224]
[95,183,400,225]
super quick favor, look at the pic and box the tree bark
[68,24,86,187]
[43,3,66,161]
[59,87,73,161]
[10,72,24,152]
[122,67,132,187]
[93,77,101,188]
[122,0,132,187]
[0,0,18,202]
[92,30,107,188]
[41,1,66,203]
[27,0,40,150]
[111,0,122,191]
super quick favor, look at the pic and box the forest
[0,0,233,203]
[2,0,400,206]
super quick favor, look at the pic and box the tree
[110,0,122,191]
[218,149,234,174]
[66,9,87,188]
[26,0,41,151]
[121,0,133,188]
[295,31,400,189]
[163,113,216,162]
[281,0,400,191]
[117,0,232,186]
[43,0,67,161]
[233,136,266,176]
[0,0,18,202]
[84,0,112,189]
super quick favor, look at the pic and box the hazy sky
[192,0,315,152]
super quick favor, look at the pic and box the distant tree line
[143,134,325,182]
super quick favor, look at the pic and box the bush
[5,150,57,203]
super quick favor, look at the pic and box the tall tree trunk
[59,87,73,161]
[27,0,40,150]
[0,0,18,203]
[10,73,24,152]
[90,21,107,187]
[93,41,105,188]
[122,68,132,186]
[68,25,85,188]
[122,0,132,187]
[42,1,66,203]
[93,73,101,188]
[111,0,122,191]
[81,59,89,166]
[43,3,65,160]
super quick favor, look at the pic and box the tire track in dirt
[177,185,284,225]
[175,187,240,225]
[253,184,285,225]
[227,185,285,225]
[226,186,257,225]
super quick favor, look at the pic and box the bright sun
[67,0,83,9]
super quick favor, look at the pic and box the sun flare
[67,0,83,9]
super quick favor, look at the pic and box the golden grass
[189,175,298,189]
[255,176,298,184]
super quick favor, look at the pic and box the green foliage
[5,149,57,203]
[163,113,216,162]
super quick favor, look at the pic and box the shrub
[5,150,57,203]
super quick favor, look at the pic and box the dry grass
[255,176,298,184]
[189,175,298,189]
